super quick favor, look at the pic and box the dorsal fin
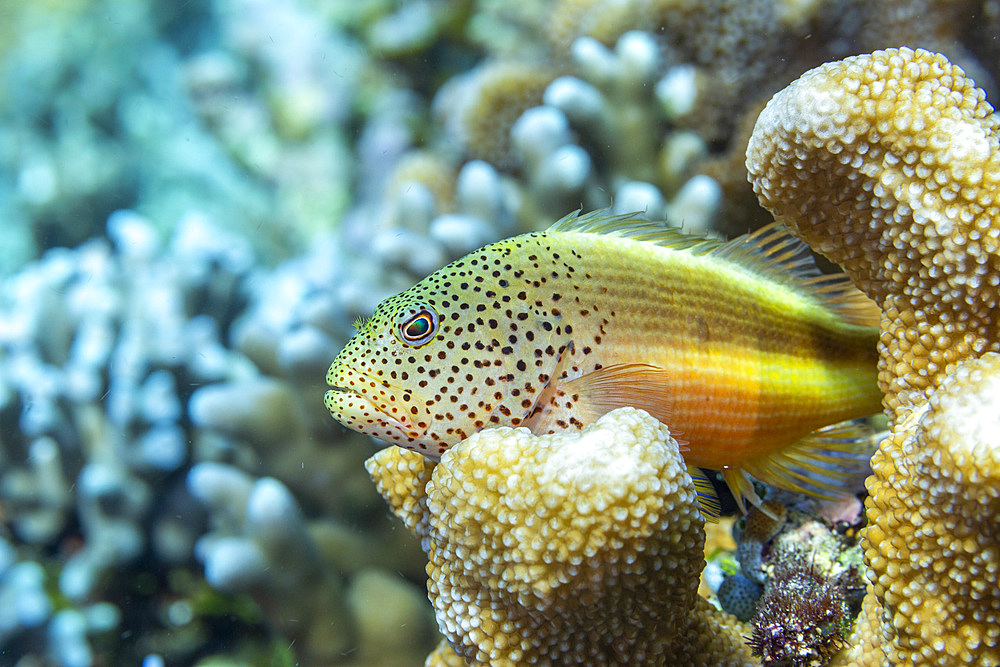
[547,209,880,328]
[547,209,722,254]
[711,222,880,328]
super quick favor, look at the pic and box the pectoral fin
[524,361,679,437]
[560,363,677,430]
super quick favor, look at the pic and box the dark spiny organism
[747,554,851,666]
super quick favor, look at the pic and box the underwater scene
[1,0,999,665]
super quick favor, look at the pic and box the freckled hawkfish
[325,210,882,513]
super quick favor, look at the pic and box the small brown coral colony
[366,407,756,666]
[747,47,1000,664]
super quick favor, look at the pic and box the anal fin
[721,468,766,516]
[741,418,882,504]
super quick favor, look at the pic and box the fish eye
[397,307,439,346]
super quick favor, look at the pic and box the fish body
[326,211,882,509]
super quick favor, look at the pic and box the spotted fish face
[324,293,439,447]
[325,235,573,458]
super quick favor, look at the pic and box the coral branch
[366,408,757,665]
[747,47,1000,664]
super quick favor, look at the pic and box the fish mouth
[326,384,401,424]
[324,365,431,442]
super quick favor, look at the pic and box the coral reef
[843,354,1000,665]
[6,0,1000,663]
[747,46,1000,664]
[6,0,1000,281]
[715,499,864,652]
[186,463,355,663]
[366,408,757,665]
[438,61,556,169]
[717,574,763,623]
[736,500,787,584]
[0,210,434,663]
[0,0,284,270]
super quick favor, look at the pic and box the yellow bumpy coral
[366,407,757,666]
[746,46,1000,420]
[858,353,1000,664]
[746,47,1000,664]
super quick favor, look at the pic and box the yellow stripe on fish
[325,210,882,513]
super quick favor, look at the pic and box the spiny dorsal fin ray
[547,209,880,328]
[547,209,722,254]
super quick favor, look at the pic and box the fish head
[325,237,570,459]
[325,290,440,453]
